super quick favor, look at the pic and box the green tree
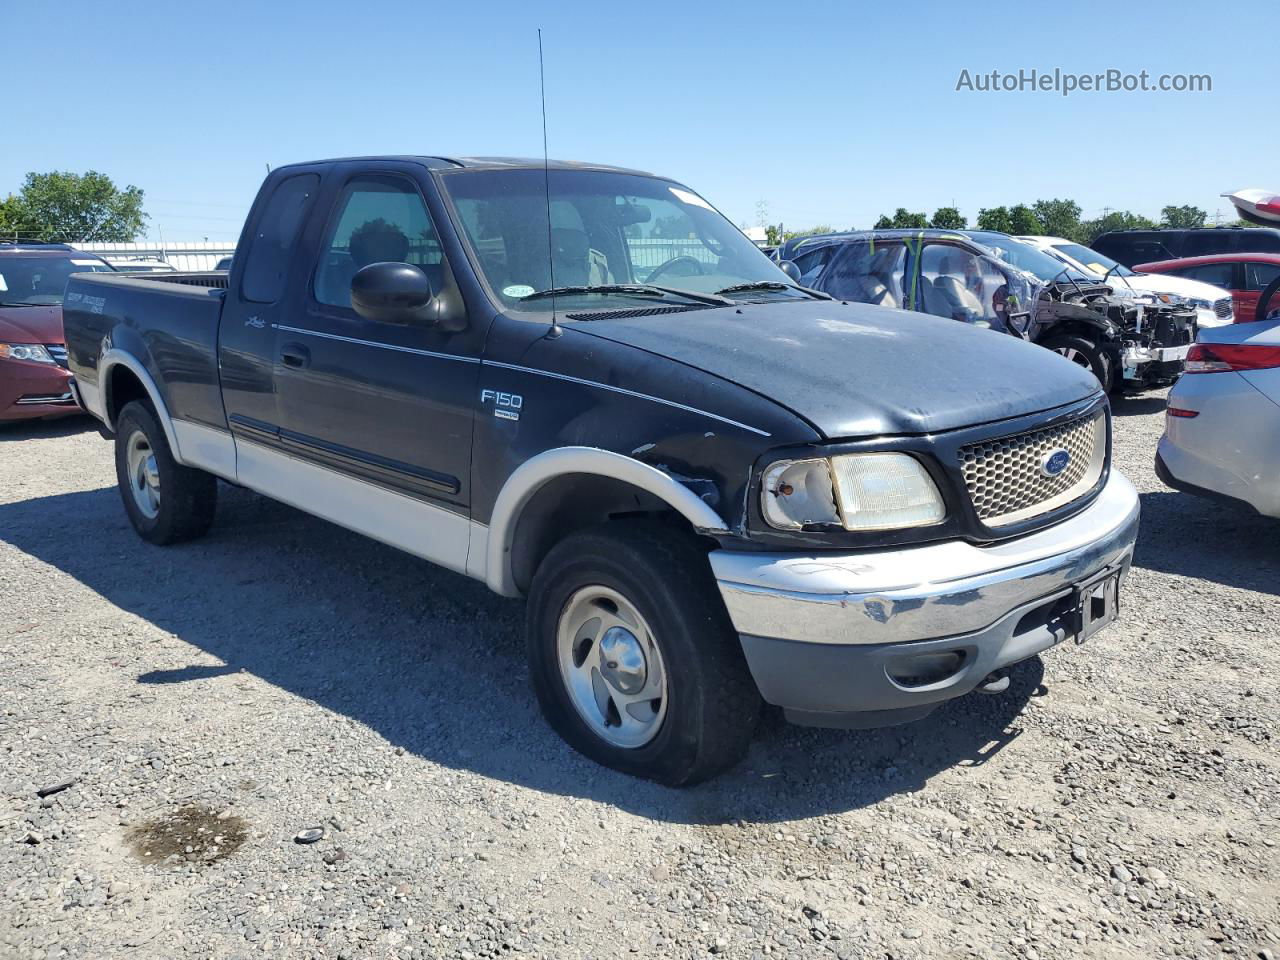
[3,171,147,242]
[1008,204,1044,235]
[1160,204,1207,229]
[929,206,966,230]
[873,214,894,229]
[765,224,784,246]
[1031,198,1083,241]
[1081,210,1157,244]
[0,194,21,238]
[975,206,1013,233]
[894,208,928,229]
[781,224,835,241]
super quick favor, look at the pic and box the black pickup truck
[64,156,1139,784]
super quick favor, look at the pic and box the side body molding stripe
[480,446,730,596]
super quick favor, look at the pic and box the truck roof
[273,155,655,177]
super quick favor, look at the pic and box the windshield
[964,231,1097,284]
[1050,242,1135,278]
[0,255,114,305]
[440,168,801,312]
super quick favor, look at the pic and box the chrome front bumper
[712,472,1139,646]
[710,472,1140,725]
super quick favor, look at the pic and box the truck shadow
[2,484,1045,824]
[1136,490,1279,595]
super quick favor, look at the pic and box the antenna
[538,28,562,339]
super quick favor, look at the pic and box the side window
[792,245,837,286]
[1244,262,1280,291]
[314,175,442,310]
[820,240,906,308]
[1178,263,1235,287]
[916,244,1009,329]
[242,174,320,304]
[1182,232,1229,257]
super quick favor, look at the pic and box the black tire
[526,521,762,786]
[1256,275,1280,324]
[114,400,217,545]
[1042,334,1115,393]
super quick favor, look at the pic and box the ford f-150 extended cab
[63,156,1140,785]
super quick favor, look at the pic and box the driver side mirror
[777,260,802,282]
[351,262,435,325]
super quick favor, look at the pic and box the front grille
[958,413,1106,527]
[45,344,68,368]
[1213,297,1233,320]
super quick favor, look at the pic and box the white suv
[1019,235,1234,328]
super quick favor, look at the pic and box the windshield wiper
[714,280,831,300]
[0,301,40,307]
[520,283,733,306]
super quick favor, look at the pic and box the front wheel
[114,400,217,545]
[1042,334,1115,393]
[526,521,761,786]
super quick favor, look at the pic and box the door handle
[280,342,310,369]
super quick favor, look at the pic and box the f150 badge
[481,389,523,421]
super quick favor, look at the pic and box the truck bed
[63,272,229,430]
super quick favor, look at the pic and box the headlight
[761,453,945,532]
[1189,297,1213,310]
[0,343,55,364]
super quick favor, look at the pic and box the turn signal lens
[761,458,840,530]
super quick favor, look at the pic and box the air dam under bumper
[710,472,1140,728]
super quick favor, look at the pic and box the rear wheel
[114,400,217,545]
[526,521,761,785]
[1043,334,1115,393]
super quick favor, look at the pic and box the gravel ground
[1,394,1277,960]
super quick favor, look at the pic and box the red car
[0,243,114,422]
[1133,252,1280,324]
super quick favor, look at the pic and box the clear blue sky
[5,0,1272,241]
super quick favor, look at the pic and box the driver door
[270,164,479,514]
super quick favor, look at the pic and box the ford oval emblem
[1041,448,1071,478]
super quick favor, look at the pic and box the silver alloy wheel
[556,585,668,749]
[125,429,161,519]
[1056,346,1091,369]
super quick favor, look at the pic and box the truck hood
[0,305,64,345]
[577,300,1101,439]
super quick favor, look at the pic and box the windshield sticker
[503,284,535,298]
[669,187,714,211]
[70,259,102,266]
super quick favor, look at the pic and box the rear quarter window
[241,173,321,304]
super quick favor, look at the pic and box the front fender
[475,446,730,596]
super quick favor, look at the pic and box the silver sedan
[1156,319,1280,517]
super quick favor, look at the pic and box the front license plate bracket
[1071,567,1120,645]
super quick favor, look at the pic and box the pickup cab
[63,156,1140,785]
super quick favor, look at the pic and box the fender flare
[99,348,184,462]
[483,446,730,596]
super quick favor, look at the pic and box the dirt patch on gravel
[125,805,247,867]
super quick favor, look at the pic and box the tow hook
[975,671,1010,695]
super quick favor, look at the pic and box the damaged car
[779,229,1198,392]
